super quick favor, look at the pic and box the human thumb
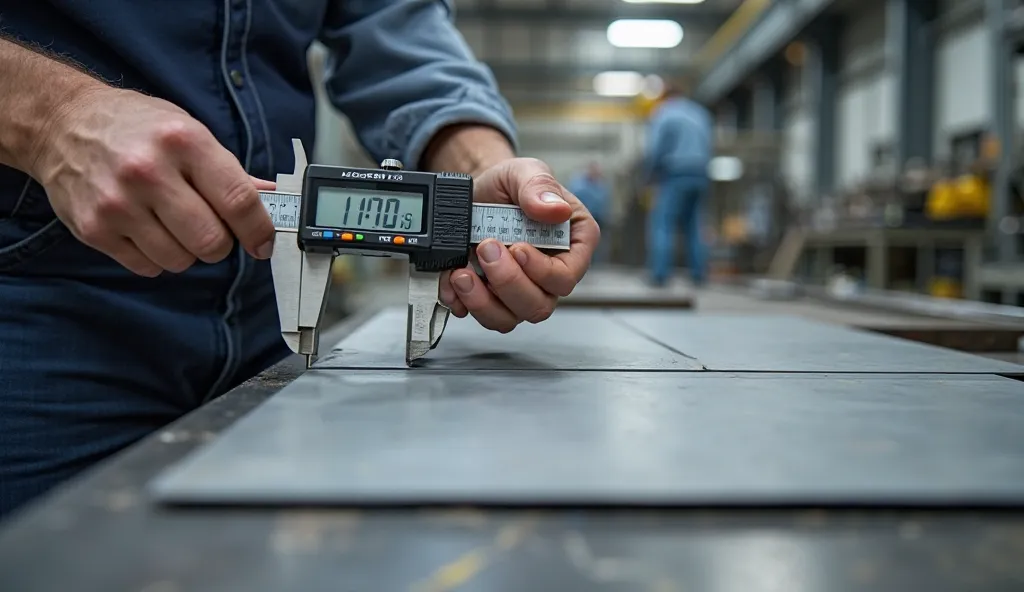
[250,175,277,191]
[501,159,573,225]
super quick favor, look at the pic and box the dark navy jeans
[0,175,290,519]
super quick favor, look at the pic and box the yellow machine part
[929,277,963,299]
[926,175,990,220]
[952,174,990,218]
[925,179,957,219]
[634,93,661,119]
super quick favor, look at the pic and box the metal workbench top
[1,309,1024,592]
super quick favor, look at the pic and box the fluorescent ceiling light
[622,0,705,4]
[607,19,684,49]
[593,71,645,97]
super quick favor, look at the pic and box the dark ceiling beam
[454,4,732,28]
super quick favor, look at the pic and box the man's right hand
[30,86,275,277]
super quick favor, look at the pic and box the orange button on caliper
[341,233,354,241]
[393,236,406,245]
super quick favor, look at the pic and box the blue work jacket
[0,0,518,213]
[643,97,713,182]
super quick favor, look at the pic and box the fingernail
[453,273,474,294]
[478,240,501,263]
[541,191,566,204]
[512,247,528,266]
[256,240,274,259]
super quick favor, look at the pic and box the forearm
[320,0,518,172]
[0,36,106,176]
[421,124,515,178]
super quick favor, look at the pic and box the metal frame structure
[698,0,1023,301]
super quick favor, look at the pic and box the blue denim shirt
[0,0,518,210]
[567,173,610,222]
[643,97,713,181]
[0,0,519,402]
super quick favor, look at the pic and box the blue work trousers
[0,180,290,519]
[646,175,709,285]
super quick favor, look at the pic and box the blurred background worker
[642,81,714,287]
[568,162,611,263]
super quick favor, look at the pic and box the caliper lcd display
[315,186,425,233]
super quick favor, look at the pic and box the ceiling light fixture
[593,71,645,97]
[606,19,684,49]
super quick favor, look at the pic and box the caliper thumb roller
[260,139,571,368]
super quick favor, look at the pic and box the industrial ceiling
[452,0,744,103]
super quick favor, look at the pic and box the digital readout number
[342,196,414,231]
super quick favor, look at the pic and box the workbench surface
[2,310,1024,592]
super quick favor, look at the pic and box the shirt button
[230,69,244,88]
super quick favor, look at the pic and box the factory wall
[776,0,1024,200]
[515,119,638,180]
[834,1,892,189]
[933,7,990,163]
[931,0,1024,162]
[781,65,814,205]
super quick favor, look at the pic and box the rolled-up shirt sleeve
[318,0,518,169]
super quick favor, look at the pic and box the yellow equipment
[634,93,661,118]
[952,174,990,218]
[925,178,957,219]
[929,277,963,299]
[925,174,990,219]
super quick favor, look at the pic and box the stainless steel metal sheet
[315,307,703,370]
[151,371,1024,506]
[612,312,1024,374]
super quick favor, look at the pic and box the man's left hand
[438,158,600,333]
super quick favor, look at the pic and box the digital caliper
[260,139,571,368]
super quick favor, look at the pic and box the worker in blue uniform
[642,82,714,287]
[0,0,600,518]
[567,162,611,263]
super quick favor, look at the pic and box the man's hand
[437,158,601,333]
[31,86,275,277]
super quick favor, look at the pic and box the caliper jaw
[272,240,333,369]
[403,172,474,366]
[270,139,334,369]
[406,269,450,365]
